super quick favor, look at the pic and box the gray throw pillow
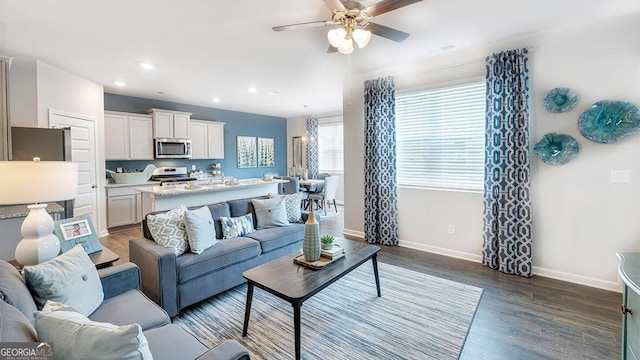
[23,245,104,316]
[184,206,219,254]
[146,205,189,256]
[252,197,290,229]
[35,310,152,360]
[0,260,38,324]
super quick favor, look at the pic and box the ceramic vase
[303,210,321,261]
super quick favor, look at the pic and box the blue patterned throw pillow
[220,213,255,239]
[268,193,303,223]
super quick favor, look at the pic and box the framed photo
[54,214,102,254]
[237,136,257,168]
[258,137,275,167]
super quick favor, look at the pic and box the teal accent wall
[104,93,287,178]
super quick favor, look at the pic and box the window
[396,80,485,191]
[318,122,343,172]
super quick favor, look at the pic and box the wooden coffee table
[242,238,381,360]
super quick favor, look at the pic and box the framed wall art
[237,136,257,168]
[258,137,275,167]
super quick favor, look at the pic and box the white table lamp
[0,159,78,265]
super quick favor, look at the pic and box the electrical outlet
[447,224,455,235]
[191,165,196,171]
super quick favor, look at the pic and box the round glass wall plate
[543,87,579,113]
[533,132,580,165]
[578,100,640,143]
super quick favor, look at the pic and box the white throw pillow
[35,310,152,360]
[184,206,218,254]
[146,205,189,256]
[23,245,104,316]
[252,197,289,229]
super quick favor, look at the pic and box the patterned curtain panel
[482,48,532,277]
[364,76,398,246]
[305,117,319,178]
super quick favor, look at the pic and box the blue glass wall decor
[578,100,640,143]
[533,132,580,165]
[543,88,579,113]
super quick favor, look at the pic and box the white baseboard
[99,230,109,238]
[343,228,621,293]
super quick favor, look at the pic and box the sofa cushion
[89,289,170,331]
[0,301,37,342]
[246,224,305,253]
[143,324,208,360]
[0,260,38,324]
[147,205,189,256]
[23,245,104,316]
[220,214,255,239]
[206,202,231,239]
[176,237,261,284]
[252,197,289,229]
[184,206,219,254]
[35,310,152,360]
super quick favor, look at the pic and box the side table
[9,246,120,270]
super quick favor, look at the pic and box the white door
[49,109,99,224]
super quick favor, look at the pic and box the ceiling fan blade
[368,22,410,42]
[366,0,422,17]
[323,0,346,11]
[327,45,338,53]
[272,21,328,32]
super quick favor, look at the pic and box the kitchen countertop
[0,203,65,220]
[105,180,159,188]
[136,179,286,196]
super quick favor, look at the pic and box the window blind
[318,123,344,172]
[396,80,486,191]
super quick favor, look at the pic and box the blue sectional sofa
[129,196,309,317]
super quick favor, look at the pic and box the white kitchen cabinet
[104,111,154,160]
[148,108,192,139]
[106,184,156,228]
[189,119,225,159]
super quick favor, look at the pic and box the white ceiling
[0,0,638,118]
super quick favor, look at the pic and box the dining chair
[307,175,339,215]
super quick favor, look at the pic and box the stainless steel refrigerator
[10,126,74,218]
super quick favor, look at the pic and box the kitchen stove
[150,167,197,186]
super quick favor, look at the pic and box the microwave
[155,138,192,159]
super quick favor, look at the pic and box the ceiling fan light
[338,38,354,54]
[353,29,371,48]
[327,28,347,48]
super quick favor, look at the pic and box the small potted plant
[321,235,334,250]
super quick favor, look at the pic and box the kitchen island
[137,179,286,214]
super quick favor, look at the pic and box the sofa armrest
[195,340,250,360]
[98,263,141,299]
[129,237,179,317]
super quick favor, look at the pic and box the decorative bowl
[533,133,580,165]
[578,100,640,143]
[543,88,579,113]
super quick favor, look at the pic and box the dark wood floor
[102,208,622,359]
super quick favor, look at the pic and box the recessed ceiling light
[114,81,126,87]
[439,44,457,51]
[138,62,155,70]
[212,97,221,103]
[248,87,257,93]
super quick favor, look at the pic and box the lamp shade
[0,161,78,205]
[353,29,371,48]
[327,28,347,48]
[338,38,354,54]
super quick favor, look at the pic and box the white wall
[7,59,107,236]
[343,11,640,291]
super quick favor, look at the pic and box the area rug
[173,262,483,360]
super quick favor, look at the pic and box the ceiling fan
[272,0,423,54]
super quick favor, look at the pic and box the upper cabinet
[105,111,154,160]
[189,119,225,159]
[148,108,191,139]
